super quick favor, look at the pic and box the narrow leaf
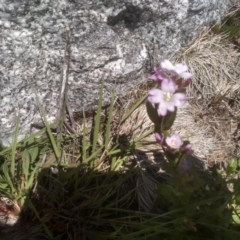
[105,87,116,149]
[226,158,238,176]
[27,198,53,239]
[33,88,60,158]
[2,163,15,194]
[92,82,104,155]
[162,107,177,131]
[22,149,30,181]
[146,101,159,124]
[82,114,87,164]
[11,113,20,177]
[121,94,147,124]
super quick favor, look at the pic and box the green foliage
[0,136,42,208]
[33,88,61,159]
[162,107,177,131]
[1,83,240,239]
[227,158,238,176]
[146,101,160,124]
[151,160,240,239]
[212,12,240,39]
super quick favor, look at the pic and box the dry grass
[175,28,240,165]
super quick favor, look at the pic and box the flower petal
[160,60,192,79]
[172,93,186,107]
[148,75,158,81]
[155,132,164,144]
[149,89,162,95]
[175,63,188,74]
[165,134,183,149]
[148,89,163,103]
[183,144,194,154]
[161,79,177,93]
[166,102,175,112]
[161,60,174,71]
[148,96,161,103]
[158,104,168,116]
[179,72,192,79]
[149,68,167,82]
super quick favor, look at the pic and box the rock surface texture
[0,0,237,145]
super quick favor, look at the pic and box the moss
[212,12,240,39]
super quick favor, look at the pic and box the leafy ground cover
[1,6,240,240]
[1,88,240,240]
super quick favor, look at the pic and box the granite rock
[0,0,237,145]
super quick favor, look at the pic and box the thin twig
[32,25,76,134]
[57,25,71,123]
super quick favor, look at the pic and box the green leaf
[162,107,177,131]
[114,155,129,171]
[164,150,180,164]
[85,147,103,164]
[22,148,30,180]
[162,130,170,137]
[2,163,15,194]
[92,82,104,156]
[146,101,159,124]
[158,185,176,203]
[11,113,20,178]
[32,87,60,159]
[234,195,240,205]
[27,198,53,239]
[0,126,55,157]
[133,128,154,143]
[26,162,42,190]
[104,87,116,149]
[28,146,39,163]
[82,115,87,164]
[232,213,240,224]
[226,158,238,176]
[110,155,117,170]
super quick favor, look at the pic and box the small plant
[147,59,193,167]
[0,82,153,239]
[212,11,240,41]
[146,59,240,238]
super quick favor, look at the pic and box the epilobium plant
[146,61,240,238]
[147,59,192,167]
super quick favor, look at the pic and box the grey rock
[0,0,237,145]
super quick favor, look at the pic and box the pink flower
[165,134,183,149]
[161,60,192,79]
[182,144,194,154]
[148,67,168,83]
[148,79,186,116]
[155,132,164,144]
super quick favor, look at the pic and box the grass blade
[92,82,104,155]
[33,88,60,158]
[82,114,87,164]
[133,128,154,143]
[105,87,116,149]
[120,94,147,124]
[2,163,15,194]
[11,113,20,177]
[27,198,54,239]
